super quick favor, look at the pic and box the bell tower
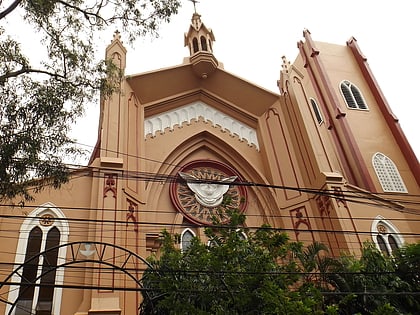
[184,3,218,78]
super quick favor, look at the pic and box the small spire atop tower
[189,0,199,14]
[184,5,215,55]
[184,4,218,79]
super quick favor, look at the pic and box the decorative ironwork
[377,224,387,234]
[1,241,156,315]
[39,214,54,226]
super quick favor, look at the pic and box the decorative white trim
[144,101,259,150]
[371,215,404,254]
[6,202,69,315]
[180,228,195,252]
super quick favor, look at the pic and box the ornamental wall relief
[170,160,247,225]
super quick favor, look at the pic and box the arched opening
[192,37,199,53]
[200,36,207,51]
[180,228,195,252]
[2,241,156,315]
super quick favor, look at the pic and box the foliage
[326,241,420,314]
[394,242,420,310]
[140,210,420,315]
[140,210,329,315]
[0,0,181,202]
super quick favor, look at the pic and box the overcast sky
[78,0,419,161]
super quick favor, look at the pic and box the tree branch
[0,0,22,19]
[0,68,67,81]
[55,0,107,25]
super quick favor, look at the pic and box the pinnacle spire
[189,0,199,14]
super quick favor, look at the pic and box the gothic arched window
[192,37,199,53]
[200,36,207,51]
[340,80,368,110]
[310,98,323,125]
[371,216,403,255]
[180,228,195,252]
[372,152,407,193]
[7,203,69,315]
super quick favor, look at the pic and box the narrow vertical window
[16,227,42,315]
[200,36,207,51]
[388,235,399,254]
[37,227,60,314]
[372,152,407,193]
[376,235,388,255]
[340,80,368,110]
[192,37,199,53]
[181,229,195,252]
[310,98,323,125]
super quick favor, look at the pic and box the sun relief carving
[170,160,247,225]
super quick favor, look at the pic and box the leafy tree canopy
[140,211,329,315]
[139,211,420,315]
[0,0,181,202]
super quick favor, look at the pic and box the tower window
[372,152,407,193]
[200,36,207,51]
[371,216,403,255]
[340,80,368,110]
[310,98,323,125]
[192,37,199,53]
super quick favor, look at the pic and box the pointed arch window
[310,98,323,125]
[192,37,199,53]
[180,228,195,252]
[200,36,207,51]
[340,80,368,110]
[7,203,69,315]
[372,152,407,193]
[371,216,403,255]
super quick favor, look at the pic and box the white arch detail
[371,215,404,254]
[6,202,69,315]
[180,228,196,252]
[144,101,259,150]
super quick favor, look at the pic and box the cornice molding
[144,101,259,150]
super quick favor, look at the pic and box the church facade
[0,11,419,315]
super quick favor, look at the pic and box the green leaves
[1,0,181,201]
[140,212,420,314]
[140,212,326,314]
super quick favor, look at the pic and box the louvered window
[340,80,368,110]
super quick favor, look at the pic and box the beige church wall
[314,42,420,196]
[286,45,360,187]
[143,131,283,227]
[0,172,94,315]
[343,195,420,252]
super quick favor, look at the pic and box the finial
[281,56,290,73]
[189,0,199,14]
[112,30,121,42]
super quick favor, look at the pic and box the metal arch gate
[0,241,159,315]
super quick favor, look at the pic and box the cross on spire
[189,0,199,13]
